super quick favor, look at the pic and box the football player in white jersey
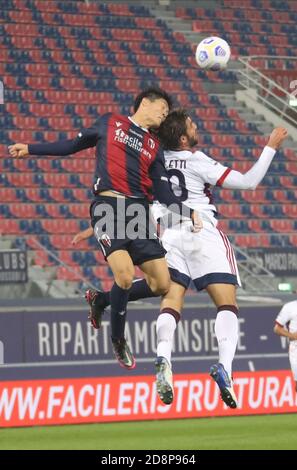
[152,109,287,408]
[274,300,297,392]
[73,110,287,409]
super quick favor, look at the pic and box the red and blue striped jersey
[89,113,164,201]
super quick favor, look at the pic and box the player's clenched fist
[267,127,288,150]
[8,143,29,158]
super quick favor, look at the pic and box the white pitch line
[248,361,255,371]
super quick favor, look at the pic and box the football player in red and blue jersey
[9,87,202,370]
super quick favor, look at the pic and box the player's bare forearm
[190,211,203,232]
[71,227,93,246]
[273,324,297,340]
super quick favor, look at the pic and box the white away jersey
[153,149,230,222]
[275,300,297,334]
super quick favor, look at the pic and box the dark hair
[133,87,173,112]
[156,108,189,150]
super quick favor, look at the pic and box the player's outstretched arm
[222,127,288,190]
[8,127,100,158]
[8,138,86,158]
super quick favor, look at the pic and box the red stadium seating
[1,0,296,291]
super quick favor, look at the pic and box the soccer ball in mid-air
[195,37,231,71]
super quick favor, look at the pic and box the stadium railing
[237,56,297,130]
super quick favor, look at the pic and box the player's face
[185,117,199,147]
[145,98,170,128]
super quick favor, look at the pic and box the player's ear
[180,134,187,145]
[141,97,150,108]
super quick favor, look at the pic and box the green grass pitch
[0,414,296,450]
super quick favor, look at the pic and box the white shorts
[162,221,241,291]
[289,341,297,380]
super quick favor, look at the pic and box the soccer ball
[195,37,231,71]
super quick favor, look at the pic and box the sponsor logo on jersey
[130,129,143,138]
[114,128,152,159]
[115,121,122,127]
[148,138,155,149]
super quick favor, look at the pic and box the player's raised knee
[151,278,170,297]
[114,273,134,290]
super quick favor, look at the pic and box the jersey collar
[128,116,149,133]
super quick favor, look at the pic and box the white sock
[156,313,177,367]
[215,309,238,378]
